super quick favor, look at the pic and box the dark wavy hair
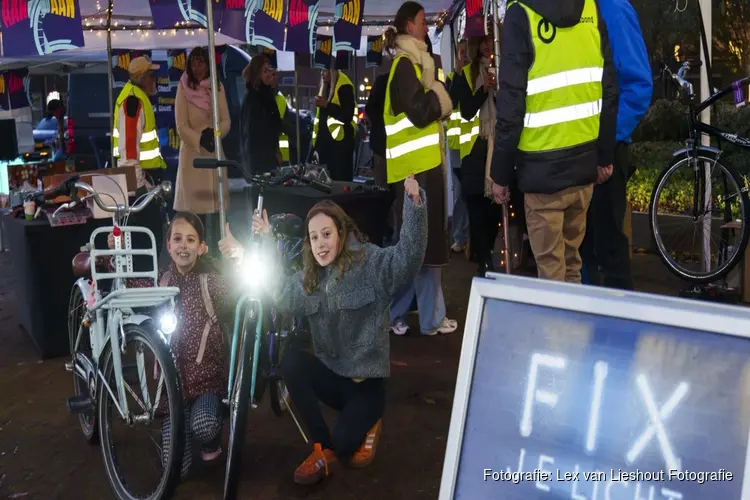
[301,200,367,294]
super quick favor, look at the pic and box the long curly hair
[302,200,368,294]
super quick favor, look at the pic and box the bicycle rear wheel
[649,150,750,284]
[224,307,255,500]
[269,313,296,417]
[68,284,98,443]
[98,323,184,500]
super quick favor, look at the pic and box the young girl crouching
[114,212,231,478]
[219,175,428,485]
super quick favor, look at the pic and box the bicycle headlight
[240,247,274,291]
[159,311,178,336]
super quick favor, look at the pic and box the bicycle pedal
[66,395,93,414]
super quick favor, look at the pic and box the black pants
[281,348,385,461]
[580,143,634,290]
[465,195,502,274]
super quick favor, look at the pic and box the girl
[218,175,428,485]
[113,212,231,478]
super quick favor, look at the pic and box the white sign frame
[438,272,750,500]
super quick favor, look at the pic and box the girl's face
[308,213,340,267]
[480,37,492,58]
[167,218,207,274]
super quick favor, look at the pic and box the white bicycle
[48,176,185,500]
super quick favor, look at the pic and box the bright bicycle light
[240,245,274,291]
[160,311,178,336]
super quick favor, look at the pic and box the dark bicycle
[650,60,750,284]
[193,159,330,499]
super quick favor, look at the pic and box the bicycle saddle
[269,213,305,239]
[72,251,110,278]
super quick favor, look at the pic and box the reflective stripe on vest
[276,92,290,162]
[383,55,441,184]
[458,65,480,159]
[512,0,604,153]
[112,81,166,169]
[312,71,357,146]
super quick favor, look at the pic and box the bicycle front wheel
[224,309,255,500]
[649,149,750,283]
[98,323,184,500]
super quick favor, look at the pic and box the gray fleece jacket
[273,189,428,379]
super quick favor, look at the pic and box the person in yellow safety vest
[275,92,290,163]
[489,0,619,284]
[382,1,458,337]
[112,55,168,270]
[445,39,469,255]
[312,65,357,181]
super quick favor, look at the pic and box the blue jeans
[389,266,446,333]
[451,168,469,246]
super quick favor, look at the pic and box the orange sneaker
[351,419,382,468]
[294,443,337,485]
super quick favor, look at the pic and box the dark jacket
[273,189,428,379]
[240,83,281,177]
[490,0,619,195]
[315,79,356,180]
[388,57,450,266]
[455,67,492,195]
[365,72,389,158]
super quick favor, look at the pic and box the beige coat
[174,82,231,214]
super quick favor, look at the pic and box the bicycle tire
[68,285,98,443]
[223,311,254,500]
[649,149,750,284]
[269,314,294,417]
[98,323,184,500]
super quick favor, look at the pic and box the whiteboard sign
[439,273,750,500]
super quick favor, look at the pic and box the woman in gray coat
[218,175,427,486]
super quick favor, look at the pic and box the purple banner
[112,49,153,90]
[220,0,248,42]
[333,0,363,52]
[335,51,349,70]
[149,0,224,30]
[464,0,485,38]
[0,0,84,57]
[156,49,187,156]
[365,35,382,68]
[252,0,285,50]
[285,0,319,53]
[313,34,332,70]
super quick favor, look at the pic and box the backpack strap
[159,270,172,287]
[195,273,218,365]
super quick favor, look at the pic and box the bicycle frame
[71,224,179,423]
[682,73,750,149]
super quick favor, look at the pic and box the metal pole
[294,63,301,165]
[206,0,227,238]
[106,0,115,168]
[491,0,511,274]
[699,0,711,274]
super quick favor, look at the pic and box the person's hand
[596,165,613,184]
[484,72,496,92]
[252,209,270,234]
[218,223,244,261]
[314,96,327,108]
[492,182,510,204]
[107,232,115,249]
[404,174,421,205]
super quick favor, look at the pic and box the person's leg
[330,378,386,466]
[524,192,567,281]
[413,266,458,335]
[190,393,224,462]
[451,169,469,250]
[561,184,594,283]
[578,194,600,286]
[465,195,489,272]
[388,280,416,335]
[281,348,359,485]
[595,144,634,290]
[161,403,193,479]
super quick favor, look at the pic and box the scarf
[475,56,498,198]
[179,72,212,110]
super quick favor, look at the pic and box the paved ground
[0,248,702,500]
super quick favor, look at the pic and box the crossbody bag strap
[195,273,218,365]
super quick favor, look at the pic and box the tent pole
[107,0,114,168]
[206,0,227,238]
[294,62,301,165]
[491,0,510,274]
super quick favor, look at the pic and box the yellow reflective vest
[112,81,166,170]
[276,92,290,162]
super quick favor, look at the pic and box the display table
[229,181,394,246]
[4,216,111,359]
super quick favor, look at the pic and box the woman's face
[407,10,428,41]
[308,213,340,267]
[261,63,274,86]
[480,37,492,58]
[167,218,207,274]
[191,56,208,81]
[322,70,331,83]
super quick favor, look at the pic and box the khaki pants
[524,184,594,283]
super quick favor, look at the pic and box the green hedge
[626,99,750,213]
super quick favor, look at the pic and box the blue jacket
[599,0,653,143]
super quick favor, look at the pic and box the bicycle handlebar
[192,158,332,194]
[663,60,702,95]
[45,175,172,216]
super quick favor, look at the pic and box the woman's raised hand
[404,174,421,206]
[252,209,270,234]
